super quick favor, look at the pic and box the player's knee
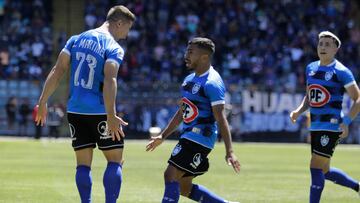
[163,170,175,182]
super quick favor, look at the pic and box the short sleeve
[205,80,225,106]
[105,43,124,69]
[61,35,78,56]
[338,68,356,88]
[305,65,309,80]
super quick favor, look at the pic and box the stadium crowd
[85,0,360,93]
[0,0,52,80]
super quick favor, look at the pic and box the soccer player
[290,31,360,202]
[146,38,241,203]
[35,5,135,203]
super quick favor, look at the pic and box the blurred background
[0,0,360,144]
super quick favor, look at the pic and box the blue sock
[310,168,325,203]
[189,184,226,203]
[325,167,359,192]
[162,181,180,203]
[103,162,122,203]
[76,165,92,203]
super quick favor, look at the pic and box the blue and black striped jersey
[180,66,225,149]
[306,60,356,132]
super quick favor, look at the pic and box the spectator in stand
[5,96,17,131]
[47,103,64,138]
[18,98,31,136]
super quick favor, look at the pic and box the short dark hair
[188,37,215,55]
[106,5,136,23]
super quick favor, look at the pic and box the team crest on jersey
[192,83,201,94]
[181,97,199,123]
[69,123,76,140]
[308,84,331,107]
[98,121,111,139]
[190,153,202,169]
[172,144,182,156]
[320,135,330,146]
[325,71,334,81]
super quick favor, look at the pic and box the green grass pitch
[0,138,359,203]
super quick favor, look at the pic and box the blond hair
[106,5,136,23]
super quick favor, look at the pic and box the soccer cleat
[224,201,240,203]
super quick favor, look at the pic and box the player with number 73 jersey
[63,30,124,114]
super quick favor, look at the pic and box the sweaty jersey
[180,66,225,149]
[62,29,124,114]
[306,60,356,132]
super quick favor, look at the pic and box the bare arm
[212,104,240,173]
[344,84,360,120]
[290,95,309,123]
[35,51,70,126]
[146,108,183,151]
[103,62,119,117]
[339,83,360,138]
[103,61,128,141]
[38,52,70,104]
[160,109,183,139]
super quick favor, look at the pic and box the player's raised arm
[146,108,183,151]
[103,61,128,141]
[290,95,309,123]
[36,51,70,126]
[212,104,241,173]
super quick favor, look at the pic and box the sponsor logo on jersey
[172,144,182,156]
[181,97,199,123]
[308,84,331,107]
[320,135,329,146]
[192,83,201,94]
[190,153,202,169]
[98,121,112,140]
[69,123,76,140]
[325,71,334,81]
[309,66,318,76]
[330,118,338,124]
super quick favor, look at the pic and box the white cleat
[224,201,240,203]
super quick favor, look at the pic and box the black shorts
[168,138,211,177]
[67,113,124,151]
[311,131,342,158]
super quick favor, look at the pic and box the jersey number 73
[74,52,97,89]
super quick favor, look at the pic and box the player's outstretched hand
[339,123,349,138]
[35,104,48,126]
[289,111,299,123]
[226,152,241,173]
[146,135,163,152]
[107,115,128,141]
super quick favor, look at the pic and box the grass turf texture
[0,138,359,203]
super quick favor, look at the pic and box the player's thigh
[310,131,341,160]
[102,148,123,164]
[92,115,124,150]
[67,113,97,150]
[167,139,211,178]
[75,148,94,167]
[310,153,330,170]
[164,164,186,182]
[179,176,195,197]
